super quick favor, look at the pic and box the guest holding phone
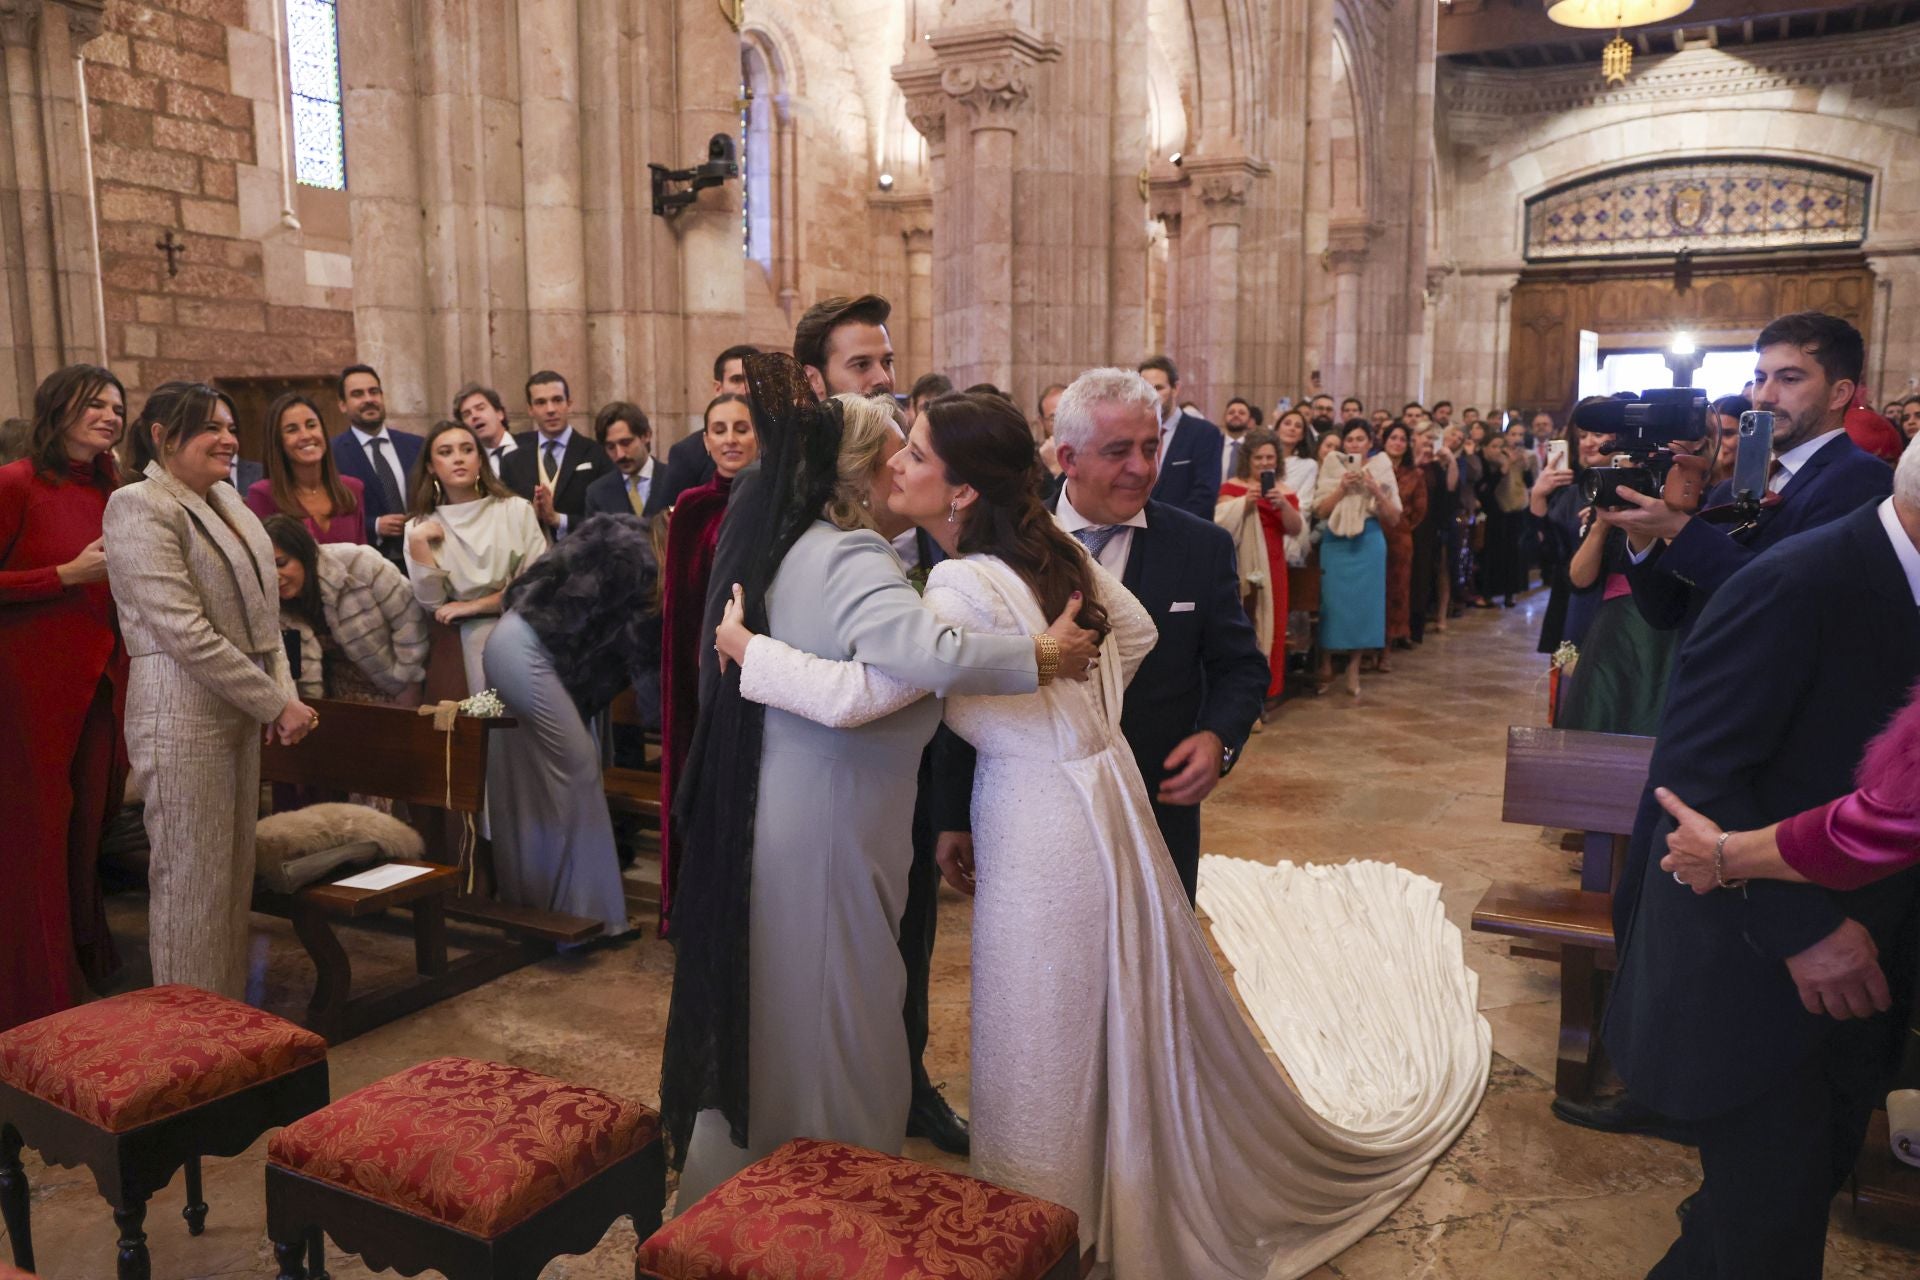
[1380,421,1428,667]
[105,383,315,998]
[1215,429,1302,700]
[1312,420,1400,697]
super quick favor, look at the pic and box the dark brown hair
[923,391,1110,639]
[263,392,357,519]
[130,383,237,477]
[594,400,651,443]
[1233,429,1282,481]
[703,392,752,428]
[1756,311,1864,386]
[29,363,124,484]
[712,344,760,384]
[451,382,507,424]
[1381,421,1416,472]
[1275,409,1314,460]
[263,514,327,636]
[408,419,513,517]
[1137,354,1179,385]
[793,294,890,373]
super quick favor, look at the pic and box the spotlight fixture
[878,173,895,192]
[1169,151,1183,167]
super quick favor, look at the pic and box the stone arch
[1178,0,1260,149]
[1328,29,1366,217]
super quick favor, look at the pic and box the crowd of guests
[3,298,1919,1278]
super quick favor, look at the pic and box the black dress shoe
[1550,1093,1698,1146]
[907,1084,971,1156]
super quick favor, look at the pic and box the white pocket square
[575,461,594,471]
[1168,458,1190,466]
[1169,601,1195,613]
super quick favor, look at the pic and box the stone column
[672,0,744,429]
[1182,155,1267,415]
[342,0,432,430]
[1297,0,1336,392]
[1489,270,1521,412]
[902,213,933,385]
[580,0,627,404]
[895,62,946,370]
[1864,248,1920,402]
[1322,217,1375,407]
[0,0,107,406]
[519,0,588,421]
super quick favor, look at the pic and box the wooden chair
[257,697,600,1043]
[1470,727,1653,1102]
[264,1057,664,1280]
[0,986,329,1280]
[635,1138,1080,1280]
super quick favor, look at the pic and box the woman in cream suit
[105,384,316,998]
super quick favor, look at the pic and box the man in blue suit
[1608,312,1893,633]
[1136,355,1223,521]
[1602,445,1920,1278]
[1045,366,1266,902]
[329,363,422,565]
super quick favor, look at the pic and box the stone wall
[1430,26,1920,410]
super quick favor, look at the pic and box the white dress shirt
[624,454,657,510]
[1055,484,1150,577]
[484,433,519,474]
[1769,428,1844,494]
[1221,431,1248,483]
[1158,402,1180,466]
[533,426,576,533]
[1877,497,1920,607]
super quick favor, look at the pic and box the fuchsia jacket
[1777,680,1920,889]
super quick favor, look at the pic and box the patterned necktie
[542,440,561,488]
[1073,524,1123,561]
[367,436,404,513]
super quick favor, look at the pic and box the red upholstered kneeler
[0,985,330,1280]
[265,1056,666,1280]
[635,1138,1081,1280]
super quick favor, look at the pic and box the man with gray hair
[1041,366,1267,902]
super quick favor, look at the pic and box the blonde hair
[823,393,904,532]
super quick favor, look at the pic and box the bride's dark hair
[924,391,1110,639]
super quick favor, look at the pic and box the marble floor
[8,592,1919,1278]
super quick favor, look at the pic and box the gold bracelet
[1033,633,1060,686]
[1713,830,1747,890]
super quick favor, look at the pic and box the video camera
[1568,388,1716,512]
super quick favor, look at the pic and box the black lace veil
[657,352,848,1167]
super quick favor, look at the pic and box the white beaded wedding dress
[737,553,1490,1279]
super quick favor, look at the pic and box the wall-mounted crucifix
[156,230,185,278]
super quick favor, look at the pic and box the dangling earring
[947,499,959,524]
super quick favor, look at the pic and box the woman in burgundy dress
[243,391,366,545]
[658,392,759,930]
[1214,429,1301,699]
[1379,421,1428,669]
[0,364,128,1030]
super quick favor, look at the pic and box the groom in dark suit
[1042,366,1267,903]
[499,369,612,538]
[1603,455,1920,1278]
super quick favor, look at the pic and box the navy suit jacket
[1150,412,1224,521]
[1105,499,1267,798]
[331,427,422,546]
[498,429,613,528]
[1628,431,1892,631]
[584,468,650,519]
[647,432,716,518]
[1603,501,1920,1119]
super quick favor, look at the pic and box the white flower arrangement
[459,689,506,718]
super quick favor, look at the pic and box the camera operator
[1602,312,1893,633]
[1601,432,1920,1280]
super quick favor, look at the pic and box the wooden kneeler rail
[258,698,602,1043]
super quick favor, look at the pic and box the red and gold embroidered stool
[0,984,330,1280]
[635,1138,1081,1280]
[264,1056,665,1280]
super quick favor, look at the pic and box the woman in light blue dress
[1311,420,1401,697]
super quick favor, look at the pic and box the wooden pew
[1471,727,1653,1102]
[598,687,664,916]
[258,697,600,1042]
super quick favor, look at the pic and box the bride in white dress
[716,389,1489,1278]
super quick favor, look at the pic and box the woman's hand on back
[1045,592,1099,682]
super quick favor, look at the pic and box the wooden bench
[258,697,601,1041]
[1471,727,1653,1102]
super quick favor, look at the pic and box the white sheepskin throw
[254,803,426,893]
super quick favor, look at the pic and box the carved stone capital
[1425,261,1456,306]
[60,0,103,43]
[1146,168,1187,224]
[892,62,947,147]
[0,0,42,46]
[1324,218,1379,273]
[1181,154,1270,226]
[926,23,1061,129]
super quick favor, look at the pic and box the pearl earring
[947,500,959,524]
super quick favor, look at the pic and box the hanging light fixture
[1545,0,1693,85]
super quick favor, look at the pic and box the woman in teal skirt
[1311,420,1401,697]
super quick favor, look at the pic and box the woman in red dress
[1215,430,1302,699]
[659,392,759,930]
[1379,421,1428,670]
[242,391,366,545]
[0,364,129,1030]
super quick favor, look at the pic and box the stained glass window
[1525,158,1869,262]
[287,0,346,190]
